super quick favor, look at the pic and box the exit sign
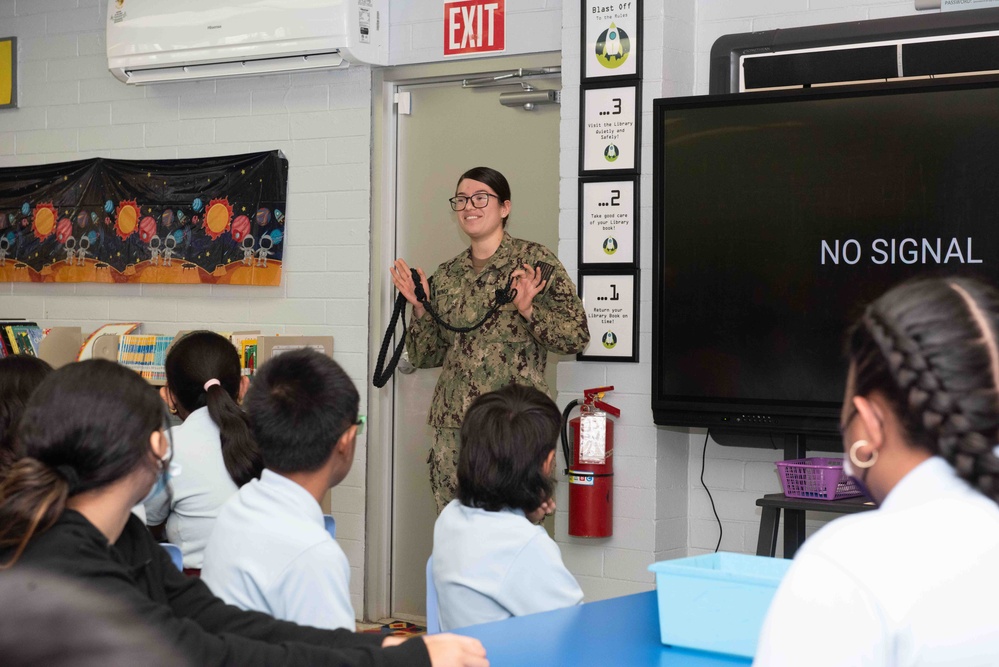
[444,0,505,56]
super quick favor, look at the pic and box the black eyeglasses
[449,193,500,211]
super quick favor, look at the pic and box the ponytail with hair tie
[53,465,79,493]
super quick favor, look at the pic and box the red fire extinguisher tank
[563,387,619,538]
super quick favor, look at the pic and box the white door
[390,67,562,621]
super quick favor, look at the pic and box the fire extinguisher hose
[560,398,581,475]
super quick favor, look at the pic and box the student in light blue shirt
[432,384,583,631]
[202,349,359,631]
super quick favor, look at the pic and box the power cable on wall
[700,429,723,553]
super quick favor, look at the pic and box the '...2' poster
[0,150,287,286]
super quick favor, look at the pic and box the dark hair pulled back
[456,383,560,514]
[849,276,999,503]
[0,355,53,473]
[456,166,511,226]
[0,360,164,567]
[165,331,262,487]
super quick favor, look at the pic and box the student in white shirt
[433,384,583,631]
[145,331,263,569]
[201,349,360,631]
[755,277,999,667]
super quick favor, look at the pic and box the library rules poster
[0,151,287,285]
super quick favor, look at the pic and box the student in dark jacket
[0,359,487,667]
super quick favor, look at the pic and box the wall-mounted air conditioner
[107,0,387,85]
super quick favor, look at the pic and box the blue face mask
[141,434,182,505]
[843,451,878,507]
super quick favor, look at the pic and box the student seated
[755,277,999,666]
[146,331,263,570]
[432,384,583,631]
[0,355,52,474]
[202,349,358,630]
[0,359,487,667]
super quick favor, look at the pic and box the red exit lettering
[444,0,505,56]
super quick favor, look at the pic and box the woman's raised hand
[391,258,429,319]
[510,263,548,322]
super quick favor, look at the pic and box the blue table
[454,591,753,666]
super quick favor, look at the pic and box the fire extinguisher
[561,386,619,538]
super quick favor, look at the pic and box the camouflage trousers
[428,426,460,514]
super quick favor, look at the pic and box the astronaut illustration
[76,236,91,266]
[0,238,9,267]
[256,235,273,267]
[148,236,162,266]
[241,235,256,266]
[162,235,176,267]
[603,24,624,60]
[64,236,77,265]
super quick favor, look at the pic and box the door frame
[366,52,562,621]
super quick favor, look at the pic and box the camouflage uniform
[406,233,590,513]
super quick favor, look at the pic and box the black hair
[456,383,559,513]
[165,331,262,487]
[848,276,999,503]
[0,569,187,667]
[243,349,359,474]
[0,360,165,567]
[0,355,53,473]
[456,166,512,226]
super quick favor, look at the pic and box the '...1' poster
[0,150,287,286]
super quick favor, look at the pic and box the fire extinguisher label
[569,474,595,486]
[579,411,608,464]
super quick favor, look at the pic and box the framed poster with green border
[579,80,641,176]
[578,176,638,269]
[582,0,642,82]
[0,37,17,110]
[577,268,639,362]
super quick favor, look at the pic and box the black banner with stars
[0,150,287,285]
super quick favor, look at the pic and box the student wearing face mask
[754,277,999,667]
[390,166,590,513]
[0,360,488,667]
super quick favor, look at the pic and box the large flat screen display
[653,77,999,434]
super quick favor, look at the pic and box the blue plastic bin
[648,552,791,658]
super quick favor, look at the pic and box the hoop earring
[849,440,878,469]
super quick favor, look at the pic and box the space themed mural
[0,151,287,285]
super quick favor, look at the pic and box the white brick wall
[0,0,373,617]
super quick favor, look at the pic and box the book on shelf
[0,321,42,357]
[118,333,174,384]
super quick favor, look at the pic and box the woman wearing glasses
[390,166,589,513]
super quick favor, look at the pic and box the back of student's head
[848,276,999,503]
[0,568,188,667]
[0,360,164,566]
[244,349,358,473]
[0,355,53,472]
[456,383,560,513]
[165,331,262,487]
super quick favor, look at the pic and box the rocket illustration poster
[0,151,287,286]
[582,0,641,82]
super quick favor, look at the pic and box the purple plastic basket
[776,457,861,500]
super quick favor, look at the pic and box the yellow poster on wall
[0,37,16,109]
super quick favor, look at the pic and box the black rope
[372,264,556,387]
[372,291,409,388]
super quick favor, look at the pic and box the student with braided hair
[755,277,999,666]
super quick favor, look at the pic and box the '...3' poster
[0,150,287,286]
